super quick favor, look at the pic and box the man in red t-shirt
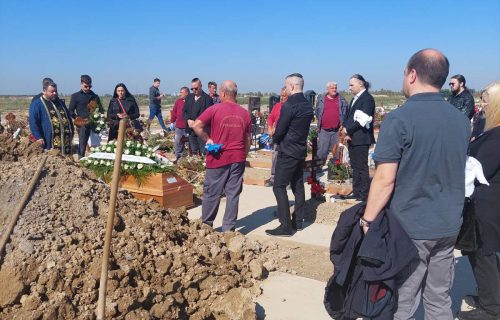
[193,80,251,231]
[315,82,348,163]
[171,86,189,160]
[267,86,288,184]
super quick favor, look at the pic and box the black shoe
[291,217,304,231]
[457,308,497,320]
[341,192,357,200]
[265,225,294,237]
[464,295,480,309]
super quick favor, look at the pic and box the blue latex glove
[168,123,175,131]
[205,143,223,154]
[259,133,270,144]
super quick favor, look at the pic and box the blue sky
[0,0,499,95]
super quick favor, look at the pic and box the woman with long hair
[458,81,500,320]
[107,83,140,140]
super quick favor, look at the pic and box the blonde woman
[458,81,500,320]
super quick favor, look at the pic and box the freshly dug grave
[0,135,274,320]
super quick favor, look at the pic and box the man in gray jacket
[315,82,348,163]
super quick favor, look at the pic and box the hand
[344,135,351,143]
[187,119,195,128]
[35,138,44,146]
[117,112,128,119]
[206,138,214,145]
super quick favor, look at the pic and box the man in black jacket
[183,78,214,155]
[265,73,313,237]
[68,75,103,158]
[448,74,475,120]
[344,74,376,201]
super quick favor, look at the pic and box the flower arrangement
[87,100,107,134]
[306,176,326,196]
[327,159,352,182]
[80,139,174,183]
[307,126,318,142]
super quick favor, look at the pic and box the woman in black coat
[107,83,140,140]
[458,81,500,320]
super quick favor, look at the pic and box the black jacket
[469,126,500,254]
[344,90,376,146]
[69,90,103,119]
[273,92,314,159]
[324,203,417,319]
[448,88,475,120]
[107,96,140,123]
[183,90,214,133]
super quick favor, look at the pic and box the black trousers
[468,249,500,315]
[272,152,305,231]
[348,144,370,199]
[188,134,206,156]
[78,126,91,158]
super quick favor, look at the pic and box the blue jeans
[148,105,167,131]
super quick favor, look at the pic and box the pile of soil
[0,135,275,320]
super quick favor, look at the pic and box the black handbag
[455,197,479,251]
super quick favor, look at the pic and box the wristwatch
[359,217,372,228]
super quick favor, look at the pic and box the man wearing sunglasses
[183,78,214,155]
[448,74,475,120]
[69,75,103,158]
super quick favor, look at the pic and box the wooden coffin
[120,172,194,209]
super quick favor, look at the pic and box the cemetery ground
[0,98,478,319]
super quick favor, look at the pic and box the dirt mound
[0,134,43,161]
[0,137,273,319]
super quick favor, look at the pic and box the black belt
[322,128,339,132]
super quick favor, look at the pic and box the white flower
[90,147,95,153]
[106,147,112,152]
[142,144,148,149]
[106,161,112,166]
[87,159,92,163]
[100,113,105,118]
[126,141,132,147]
[160,165,166,169]
[135,151,141,156]
[109,140,115,145]
[93,160,99,165]
[137,164,143,170]
[100,160,105,165]
[148,147,153,152]
[100,141,107,146]
[124,149,130,155]
[124,164,129,170]
[99,120,104,125]
[101,146,107,151]
[96,127,101,131]
[130,164,136,169]
[94,114,99,118]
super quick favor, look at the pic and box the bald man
[361,49,470,319]
[193,80,251,232]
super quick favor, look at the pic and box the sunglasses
[83,84,92,89]
[191,87,199,91]
[449,83,457,86]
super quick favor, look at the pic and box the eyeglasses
[449,83,457,86]
[191,87,199,91]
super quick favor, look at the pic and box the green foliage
[327,160,352,182]
[308,126,318,141]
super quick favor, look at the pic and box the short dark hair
[43,81,57,91]
[286,73,303,79]
[191,77,200,83]
[451,74,466,87]
[154,78,160,82]
[80,75,92,85]
[42,77,53,88]
[208,81,217,88]
[351,74,371,90]
[180,86,189,93]
[406,49,450,89]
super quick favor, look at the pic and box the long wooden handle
[97,119,126,320]
[0,155,47,258]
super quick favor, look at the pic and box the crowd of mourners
[26,47,499,320]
